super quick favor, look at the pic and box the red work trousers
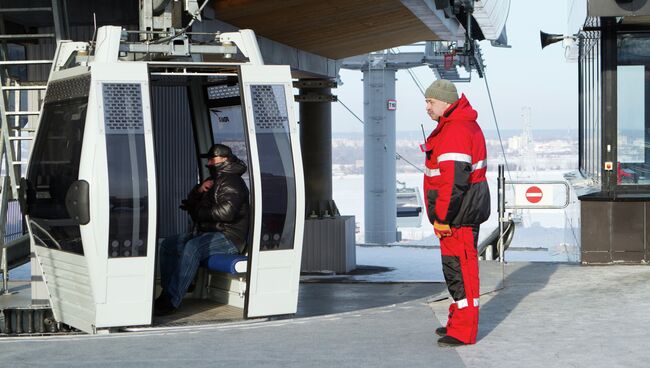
[440,225,480,344]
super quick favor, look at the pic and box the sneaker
[437,335,468,347]
[435,327,447,337]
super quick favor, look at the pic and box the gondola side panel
[27,68,96,333]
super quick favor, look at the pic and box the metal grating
[301,216,356,273]
[250,85,289,132]
[4,200,22,243]
[207,84,240,100]
[102,83,145,134]
[43,74,91,104]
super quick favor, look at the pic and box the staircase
[0,0,67,294]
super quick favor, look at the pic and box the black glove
[180,199,191,211]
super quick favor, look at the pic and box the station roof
[212,0,458,60]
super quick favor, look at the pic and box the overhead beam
[211,0,442,59]
[400,0,464,40]
[193,17,338,78]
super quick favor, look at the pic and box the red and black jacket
[420,94,490,227]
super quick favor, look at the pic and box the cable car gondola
[20,26,304,333]
[396,181,423,228]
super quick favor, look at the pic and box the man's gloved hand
[434,221,452,239]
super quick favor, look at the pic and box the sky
[332,0,578,134]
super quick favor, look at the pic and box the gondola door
[87,63,157,329]
[239,65,305,317]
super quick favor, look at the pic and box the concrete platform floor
[431,262,650,368]
[1,262,649,367]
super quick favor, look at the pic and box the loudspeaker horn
[540,31,565,49]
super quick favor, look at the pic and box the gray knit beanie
[425,79,459,104]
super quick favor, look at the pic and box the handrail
[0,0,62,295]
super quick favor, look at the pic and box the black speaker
[540,31,564,49]
[588,0,650,16]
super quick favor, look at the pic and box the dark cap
[200,144,233,159]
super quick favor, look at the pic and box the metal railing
[496,164,572,263]
[0,0,65,295]
[1,200,25,293]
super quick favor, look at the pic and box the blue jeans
[159,232,238,308]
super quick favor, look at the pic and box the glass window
[579,31,602,185]
[249,85,296,251]
[102,83,149,258]
[25,76,90,255]
[617,33,650,185]
[617,66,644,161]
[206,80,253,250]
[210,104,250,186]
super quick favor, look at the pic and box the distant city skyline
[331,131,578,175]
[332,0,577,134]
[333,128,578,140]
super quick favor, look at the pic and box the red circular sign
[525,186,543,203]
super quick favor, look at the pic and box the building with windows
[568,0,650,263]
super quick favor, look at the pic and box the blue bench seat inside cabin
[201,254,248,275]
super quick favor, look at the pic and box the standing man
[155,144,250,316]
[420,80,490,347]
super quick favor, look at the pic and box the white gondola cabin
[396,182,423,228]
[21,26,304,333]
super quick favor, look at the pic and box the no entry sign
[512,183,556,208]
[498,168,571,210]
[525,186,543,203]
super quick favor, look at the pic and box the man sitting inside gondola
[154,144,250,316]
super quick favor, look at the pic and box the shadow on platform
[477,262,559,340]
[297,282,447,318]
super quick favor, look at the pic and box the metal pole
[51,0,63,43]
[465,0,474,55]
[0,68,13,295]
[298,80,337,218]
[1,250,8,293]
[486,244,493,261]
[362,61,397,244]
[1,176,10,294]
[498,164,505,263]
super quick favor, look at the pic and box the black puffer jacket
[182,158,250,253]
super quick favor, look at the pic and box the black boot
[435,327,447,337]
[437,335,467,347]
[153,291,177,316]
[154,292,167,310]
